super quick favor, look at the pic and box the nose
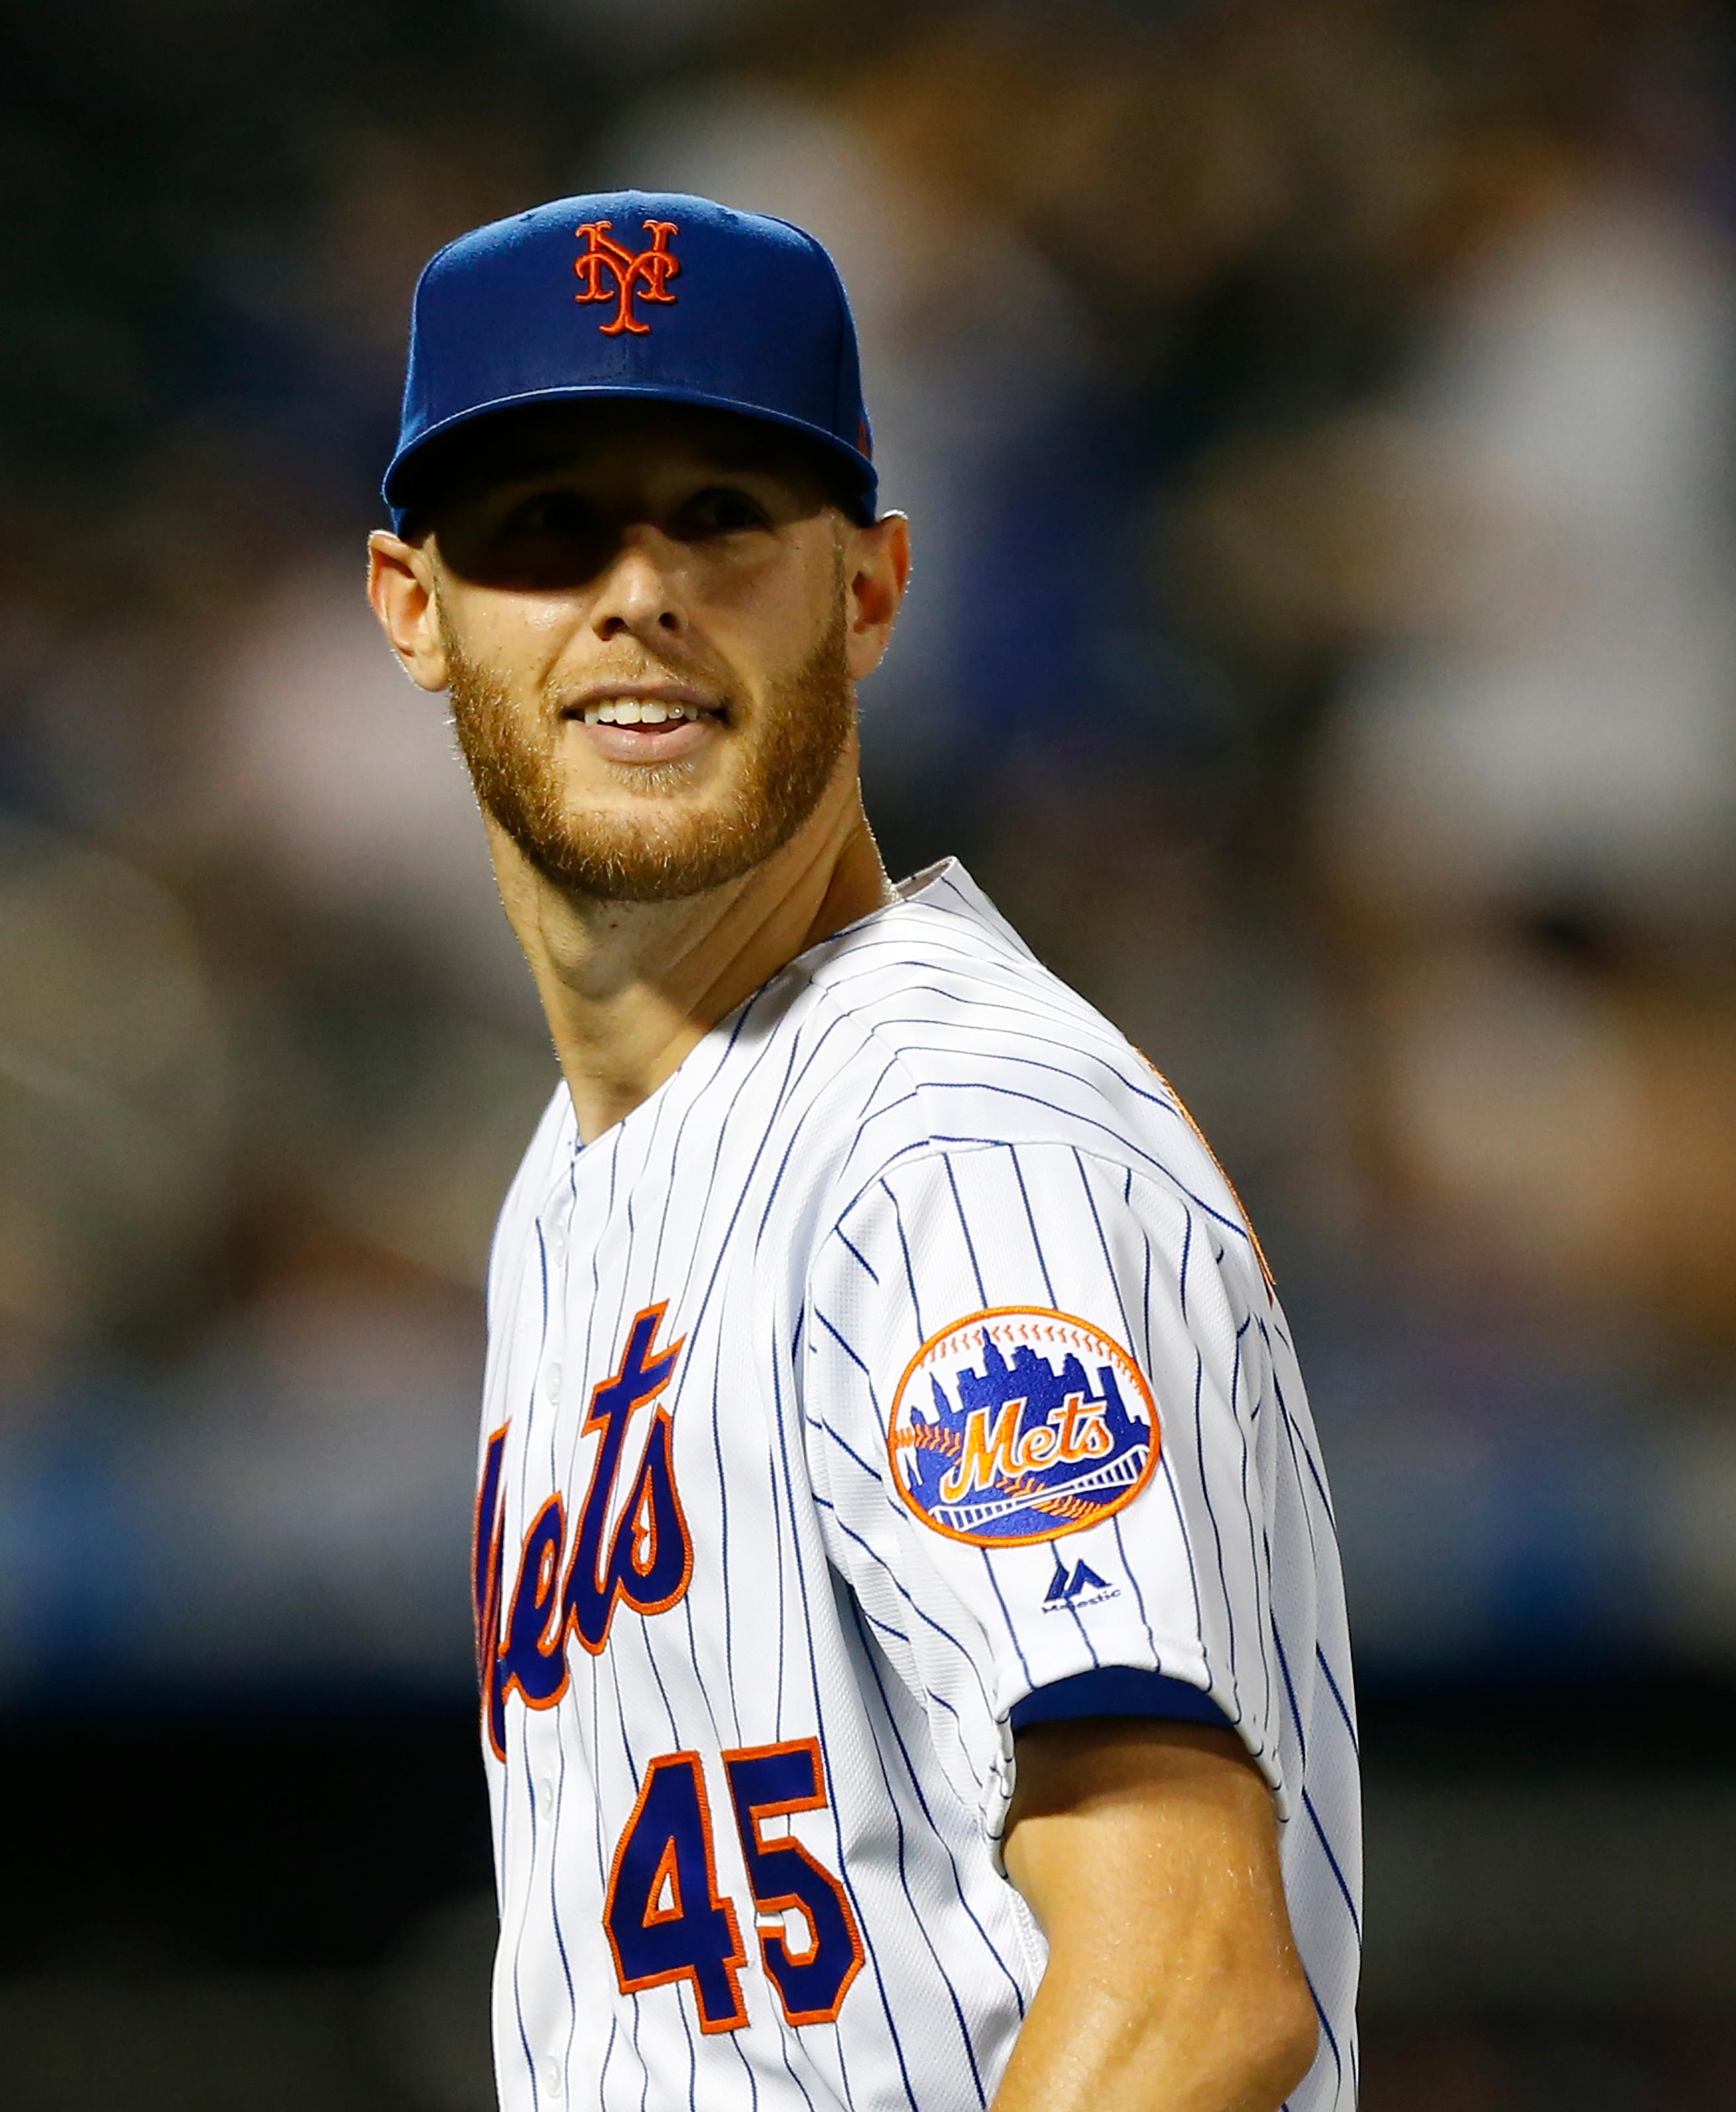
[590,528,686,644]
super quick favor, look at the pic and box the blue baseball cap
[382,190,877,530]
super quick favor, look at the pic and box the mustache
[438,622,735,721]
[544,653,736,713]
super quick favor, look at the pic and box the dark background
[7,1,1736,2103]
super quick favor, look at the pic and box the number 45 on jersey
[605,1737,865,2031]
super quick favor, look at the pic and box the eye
[678,486,771,537]
[503,491,599,540]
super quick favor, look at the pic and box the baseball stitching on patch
[884,1305,1160,1549]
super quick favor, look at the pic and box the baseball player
[368,192,1359,2112]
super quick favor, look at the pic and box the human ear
[367,530,450,692]
[843,512,911,681]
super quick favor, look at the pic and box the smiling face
[373,401,899,904]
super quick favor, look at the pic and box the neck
[487,760,894,1144]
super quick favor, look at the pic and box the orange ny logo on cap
[573,218,680,335]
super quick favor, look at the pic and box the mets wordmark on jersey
[474,862,1361,2112]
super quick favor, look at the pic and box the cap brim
[383,383,878,527]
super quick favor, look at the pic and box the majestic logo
[1043,1558,1118,1612]
[474,1305,691,1756]
[574,218,680,335]
[888,1308,1159,1548]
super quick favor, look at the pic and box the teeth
[583,698,709,725]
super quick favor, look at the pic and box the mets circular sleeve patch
[886,1307,1160,1547]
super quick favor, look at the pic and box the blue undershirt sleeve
[1008,1667,1234,1734]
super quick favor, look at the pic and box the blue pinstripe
[1316,1643,1359,1755]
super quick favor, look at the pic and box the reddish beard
[443,603,853,904]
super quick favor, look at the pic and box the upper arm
[1004,1717,1293,1956]
[1000,1718,1317,2109]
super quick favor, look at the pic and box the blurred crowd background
[8,0,1736,2104]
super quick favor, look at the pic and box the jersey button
[543,2056,564,2096]
[536,1775,554,1814]
[547,1222,567,1261]
[543,1364,561,1404]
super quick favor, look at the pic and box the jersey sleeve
[800,1138,1289,1817]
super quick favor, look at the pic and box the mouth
[561,686,727,765]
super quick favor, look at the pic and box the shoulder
[794,862,1112,1071]
[789,865,1265,1285]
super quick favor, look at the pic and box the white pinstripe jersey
[475,860,1360,2112]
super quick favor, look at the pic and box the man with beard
[367,193,1358,2112]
